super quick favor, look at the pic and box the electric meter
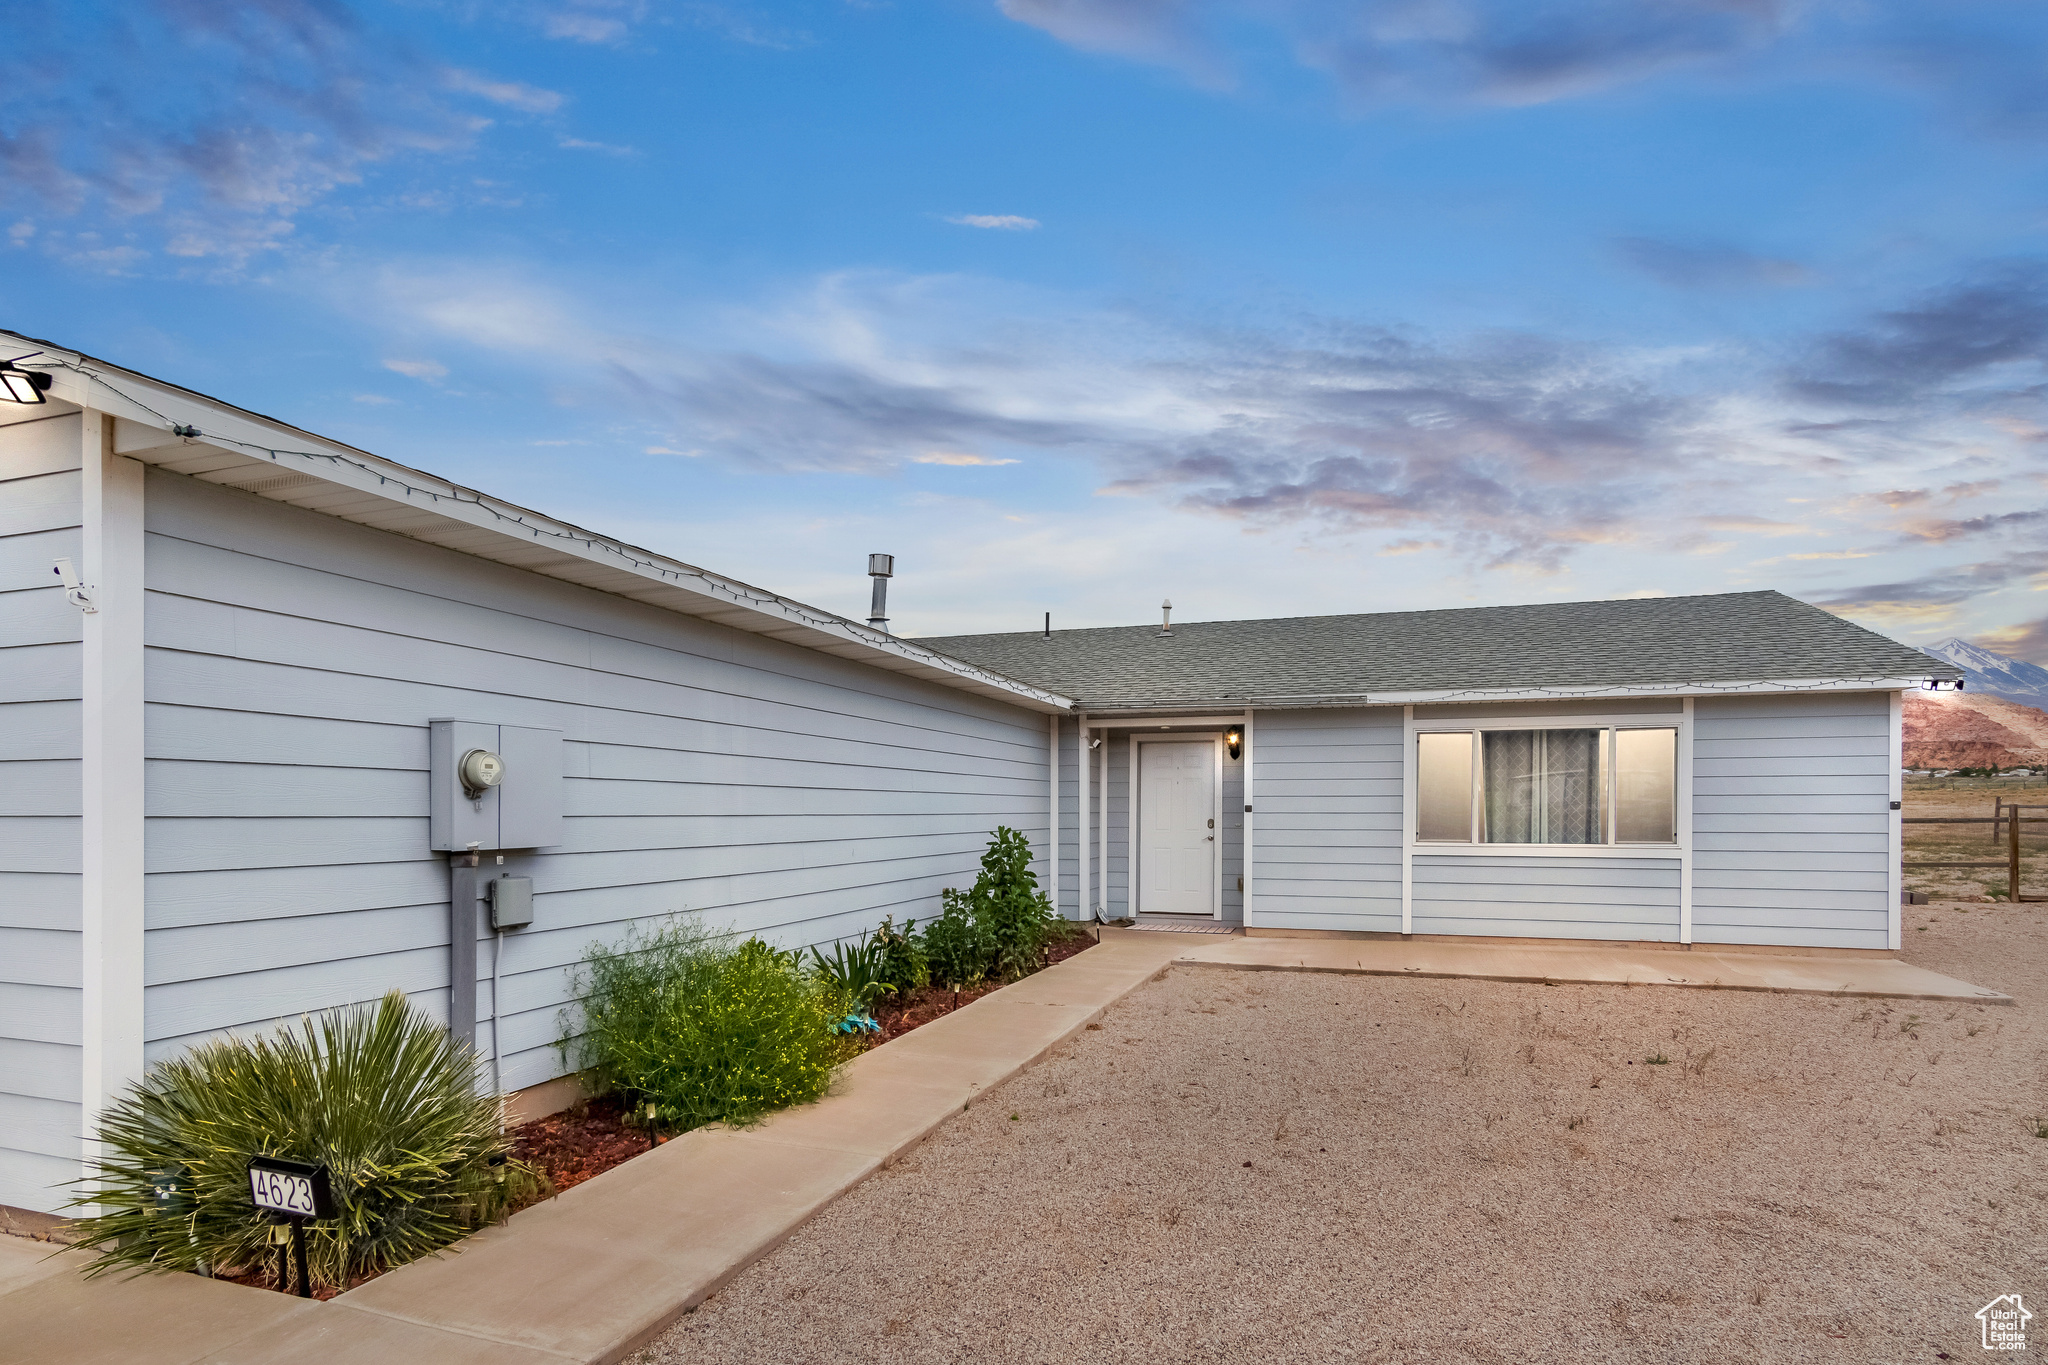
[459,748,505,798]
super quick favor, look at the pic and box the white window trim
[1402,708,1693,861]
[1402,702,1694,942]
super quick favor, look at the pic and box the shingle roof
[917,590,1959,710]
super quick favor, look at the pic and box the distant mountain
[1902,692,2048,770]
[1922,638,2048,707]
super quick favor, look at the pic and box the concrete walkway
[0,929,1190,1365]
[1178,933,2012,1003]
[0,926,2005,1365]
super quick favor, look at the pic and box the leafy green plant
[67,991,540,1292]
[567,921,855,1134]
[811,937,889,1012]
[924,888,994,990]
[977,826,1067,980]
[869,915,929,997]
[926,826,1066,987]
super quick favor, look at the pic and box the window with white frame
[1415,726,1678,845]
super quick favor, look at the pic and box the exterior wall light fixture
[1225,727,1242,759]
[0,361,52,404]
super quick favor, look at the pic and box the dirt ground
[642,913,2045,1365]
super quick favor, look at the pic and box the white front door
[1138,740,1217,916]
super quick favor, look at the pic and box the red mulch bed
[511,1093,656,1194]
[508,928,1102,1188]
[868,927,1102,1040]
[211,1254,379,1302]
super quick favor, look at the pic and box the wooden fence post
[2012,809,2023,904]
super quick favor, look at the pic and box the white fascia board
[1080,674,1949,713]
[1364,676,1941,705]
[15,338,1074,715]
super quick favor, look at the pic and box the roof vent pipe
[867,553,894,633]
[1043,611,1051,639]
[1158,598,1172,637]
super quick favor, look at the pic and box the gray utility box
[489,876,535,930]
[429,719,564,852]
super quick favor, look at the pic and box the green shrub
[923,887,992,990]
[925,826,1065,987]
[568,922,855,1133]
[869,916,929,997]
[810,937,889,1012]
[67,991,540,1292]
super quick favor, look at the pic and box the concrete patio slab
[1168,931,2012,1003]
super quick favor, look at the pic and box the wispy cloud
[443,69,566,114]
[1976,616,2048,664]
[0,1,519,269]
[1000,0,1793,104]
[999,0,2048,135]
[1788,262,2048,408]
[383,358,449,381]
[360,258,2048,644]
[946,214,1041,231]
[559,136,636,155]
[542,6,634,44]
[1614,237,1813,290]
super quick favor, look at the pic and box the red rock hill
[1902,692,2048,770]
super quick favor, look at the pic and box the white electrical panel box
[430,719,564,852]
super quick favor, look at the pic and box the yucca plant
[811,937,889,1011]
[67,991,543,1292]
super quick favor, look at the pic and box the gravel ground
[642,913,2047,1365]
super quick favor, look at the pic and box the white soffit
[13,344,1073,715]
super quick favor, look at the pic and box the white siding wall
[0,413,85,1212]
[140,471,1051,1101]
[1691,691,1893,949]
[1246,707,1404,933]
[1410,855,1681,939]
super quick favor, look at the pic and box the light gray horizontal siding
[0,412,82,1213]
[140,469,1051,1097]
[1691,692,1892,949]
[1413,854,1681,940]
[1249,707,1403,933]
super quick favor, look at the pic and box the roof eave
[12,337,1074,715]
[1074,672,1959,711]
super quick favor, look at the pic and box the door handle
[1204,835,1215,841]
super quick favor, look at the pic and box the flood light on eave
[0,363,51,404]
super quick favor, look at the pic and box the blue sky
[7,1,2048,659]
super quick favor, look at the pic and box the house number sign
[246,1155,335,1220]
